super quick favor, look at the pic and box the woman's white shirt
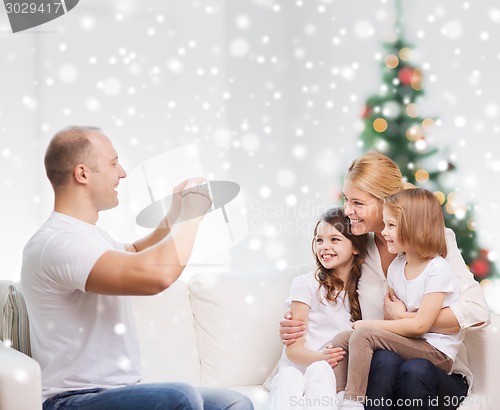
[357,233,387,321]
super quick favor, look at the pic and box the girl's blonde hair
[345,151,405,200]
[384,188,447,259]
[312,208,367,322]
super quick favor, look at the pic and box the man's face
[86,132,127,211]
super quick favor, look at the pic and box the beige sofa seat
[1,266,499,410]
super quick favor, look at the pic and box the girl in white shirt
[269,208,367,410]
[334,188,464,409]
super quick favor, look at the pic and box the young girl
[334,188,465,410]
[269,208,367,410]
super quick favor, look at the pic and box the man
[21,126,253,410]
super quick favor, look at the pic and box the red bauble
[398,67,413,85]
[362,105,371,118]
[470,259,490,278]
[479,249,489,258]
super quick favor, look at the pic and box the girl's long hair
[312,208,367,322]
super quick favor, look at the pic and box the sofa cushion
[0,281,14,339]
[189,265,313,387]
[133,280,201,385]
[2,284,31,357]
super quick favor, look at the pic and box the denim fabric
[43,383,253,410]
[366,350,468,410]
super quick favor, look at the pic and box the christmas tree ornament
[398,67,413,85]
[358,0,498,280]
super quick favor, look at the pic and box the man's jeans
[43,383,254,410]
[366,350,468,410]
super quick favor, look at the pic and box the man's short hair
[44,126,101,189]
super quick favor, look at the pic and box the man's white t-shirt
[277,271,352,373]
[387,254,465,362]
[21,212,141,402]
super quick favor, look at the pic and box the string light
[411,68,423,90]
[415,169,429,183]
[422,118,435,130]
[433,191,446,205]
[415,139,428,151]
[399,47,412,61]
[373,118,388,132]
[445,202,455,215]
[467,218,476,231]
[385,55,399,69]
[406,103,418,117]
[406,125,424,141]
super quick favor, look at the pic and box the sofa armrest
[0,343,42,410]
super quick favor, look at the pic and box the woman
[279,152,490,410]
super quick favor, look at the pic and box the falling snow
[0,0,499,282]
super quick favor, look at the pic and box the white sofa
[1,266,500,410]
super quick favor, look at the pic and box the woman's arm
[384,293,461,334]
[279,312,305,346]
[285,301,323,366]
[355,292,446,337]
[444,228,490,330]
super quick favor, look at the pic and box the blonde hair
[384,188,447,259]
[312,208,367,322]
[345,151,404,200]
[44,126,101,189]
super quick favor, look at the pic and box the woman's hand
[384,293,408,320]
[352,320,366,330]
[279,311,305,346]
[352,320,380,330]
[322,345,346,369]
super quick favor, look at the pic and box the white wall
[1,0,499,280]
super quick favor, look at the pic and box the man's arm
[86,183,211,296]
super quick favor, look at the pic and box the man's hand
[166,179,191,226]
[178,178,212,222]
[384,293,408,320]
[321,345,346,369]
[279,311,305,346]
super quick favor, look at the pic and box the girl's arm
[354,292,446,338]
[285,301,323,366]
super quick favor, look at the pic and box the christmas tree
[359,1,497,282]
